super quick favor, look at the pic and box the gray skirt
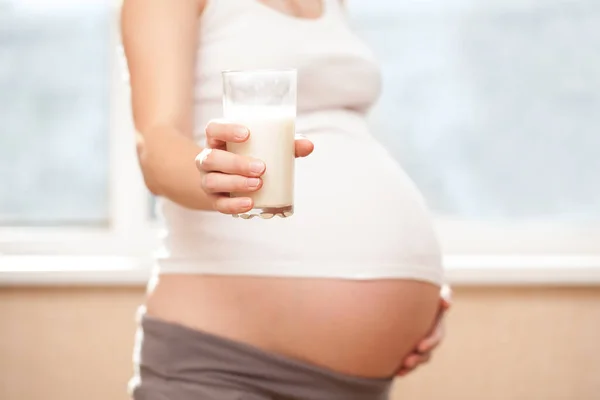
[129,315,392,400]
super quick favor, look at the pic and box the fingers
[397,352,432,377]
[201,173,263,194]
[205,121,315,159]
[440,298,451,311]
[195,148,266,177]
[205,119,250,148]
[417,321,445,353]
[295,136,314,158]
[396,369,410,377]
[211,195,254,215]
[405,352,431,369]
[397,352,432,376]
[397,312,446,377]
[198,123,314,216]
[411,291,450,356]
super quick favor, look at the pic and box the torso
[146,0,443,378]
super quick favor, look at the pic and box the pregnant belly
[159,132,443,279]
[146,275,440,378]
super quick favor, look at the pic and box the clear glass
[222,69,297,219]
[0,2,110,226]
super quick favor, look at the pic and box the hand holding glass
[222,69,297,219]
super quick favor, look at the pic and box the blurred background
[1,0,599,399]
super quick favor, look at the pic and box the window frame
[1,3,599,287]
[0,6,157,259]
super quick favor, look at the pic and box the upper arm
[120,0,205,137]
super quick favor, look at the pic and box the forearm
[137,124,213,211]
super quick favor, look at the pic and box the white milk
[226,106,296,210]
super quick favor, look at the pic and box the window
[0,0,598,284]
[347,0,600,254]
[0,1,153,257]
[0,1,111,225]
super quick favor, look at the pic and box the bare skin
[121,0,447,378]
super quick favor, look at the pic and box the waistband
[136,315,392,400]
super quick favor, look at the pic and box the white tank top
[155,0,444,284]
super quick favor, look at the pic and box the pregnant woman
[122,0,450,399]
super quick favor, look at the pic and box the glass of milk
[222,69,297,219]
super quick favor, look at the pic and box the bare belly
[145,275,440,378]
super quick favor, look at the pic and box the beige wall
[1,286,599,400]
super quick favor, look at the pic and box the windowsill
[0,256,150,286]
[1,254,600,287]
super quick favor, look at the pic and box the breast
[296,53,382,113]
[194,9,383,128]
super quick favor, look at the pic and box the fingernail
[247,178,260,188]
[249,161,265,174]
[240,198,252,207]
[235,127,249,140]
